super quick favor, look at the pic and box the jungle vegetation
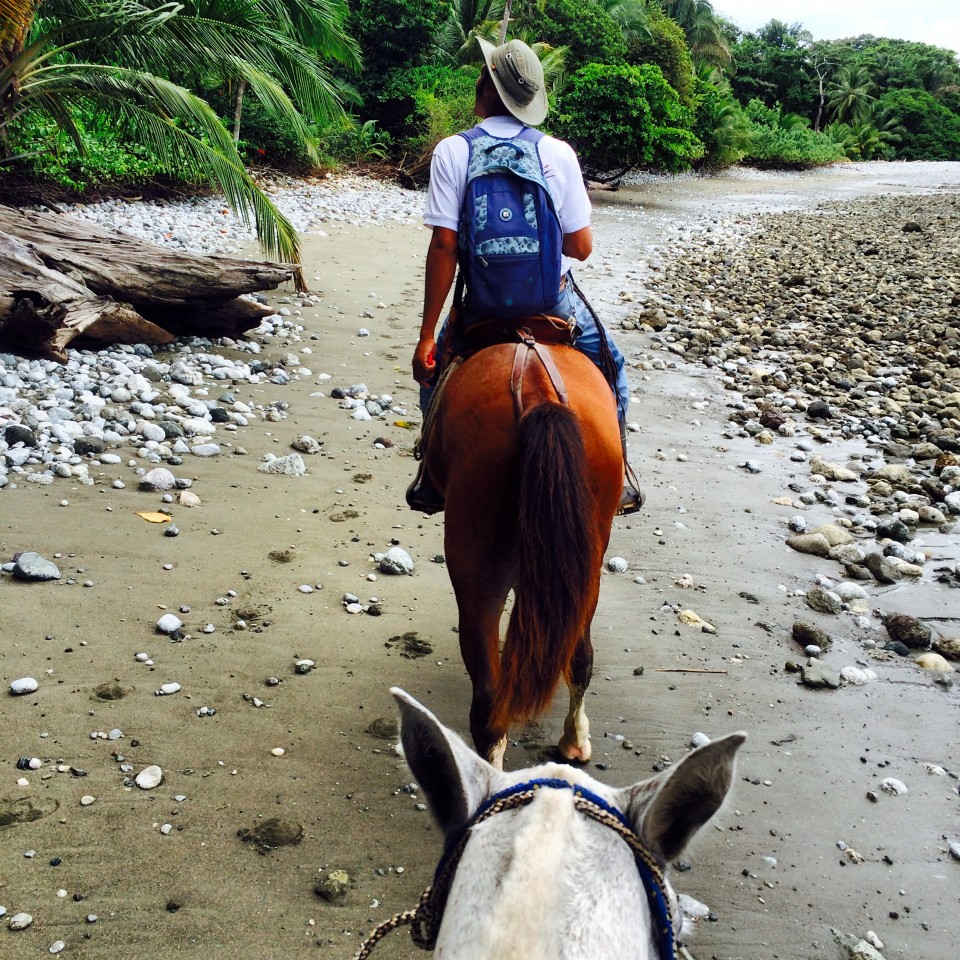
[2,1,959,223]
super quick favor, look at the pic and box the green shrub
[553,63,703,175]
[627,9,695,106]
[536,0,627,72]
[691,79,751,168]
[876,88,960,160]
[740,100,845,167]
[7,112,167,191]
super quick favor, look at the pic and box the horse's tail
[491,402,595,730]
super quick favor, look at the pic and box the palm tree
[596,0,652,44]
[826,65,876,124]
[657,0,732,71]
[1,1,359,268]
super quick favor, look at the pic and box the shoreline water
[1,164,958,958]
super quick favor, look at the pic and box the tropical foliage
[2,0,959,219]
[553,62,703,175]
[0,0,361,263]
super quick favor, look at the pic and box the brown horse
[424,341,622,767]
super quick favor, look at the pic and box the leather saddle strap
[510,336,569,418]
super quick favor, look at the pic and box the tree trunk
[0,205,298,362]
[232,79,247,142]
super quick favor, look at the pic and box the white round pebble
[10,677,39,695]
[156,682,181,696]
[50,940,65,954]
[202,624,215,634]
[80,795,96,806]
[879,777,908,796]
[690,732,711,749]
[160,823,174,835]
[271,747,285,757]
[607,557,629,573]
[156,613,183,634]
[298,584,313,594]
[135,765,164,790]
[9,912,33,930]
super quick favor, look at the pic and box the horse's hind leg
[558,629,594,763]
[455,583,511,767]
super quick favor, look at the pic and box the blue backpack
[457,125,564,321]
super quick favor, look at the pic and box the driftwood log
[0,205,298,362]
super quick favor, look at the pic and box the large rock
[792,621,833,651]
[801,659,841,689]
[786,533,832,558]
[12,552,61,581]
[139,467,177,491]
[810,524,854,547]
[805,587,842,615]
[810,457,858,482]
[883,614,931,649]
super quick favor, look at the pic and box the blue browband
[439,777,678,960]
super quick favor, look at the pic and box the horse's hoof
[556,740,592,765]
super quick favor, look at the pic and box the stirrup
[618,462,645,516]
[617,485,645,516]
[406,460,444,515]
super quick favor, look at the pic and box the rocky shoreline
[1,168,959,959]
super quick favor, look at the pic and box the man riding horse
[407,37,643,516]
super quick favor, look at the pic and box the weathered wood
[0,232,175,361]
[0,203,299,361]
[139,295,274,338]
[0,205,296,305]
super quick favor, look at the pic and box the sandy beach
[2,163,959,960]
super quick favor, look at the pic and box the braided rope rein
[354,780,677,960]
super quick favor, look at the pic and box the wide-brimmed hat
[477,37,548,127]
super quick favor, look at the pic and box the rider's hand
[412,337,436,386]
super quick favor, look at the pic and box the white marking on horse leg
[558,684,591,763]
[487,735,507,771]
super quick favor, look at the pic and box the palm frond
[23,63,301,265]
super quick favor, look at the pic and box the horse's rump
[431,343,622,736]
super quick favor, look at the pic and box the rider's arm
[413,226,458,386]
[562,226,592,261]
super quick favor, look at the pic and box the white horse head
[392,688,746,960]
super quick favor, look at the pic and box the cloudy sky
[714,1,960,57]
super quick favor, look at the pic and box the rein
[354,778,678,960]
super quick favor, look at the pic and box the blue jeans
[419,274,629,422]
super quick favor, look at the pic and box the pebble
[10,677,39,695]
[156,613,183,634]
[8,912,33,930]
[379,546,414,575]
[915,652,953,673]
[258,453,306,476]
[271,747,285,757]
[135,765,163,790]
[156,682,181,696]
[607,556,629,573]
[879,777,908,795]
[50,940,65,954]
[80,795,96,806]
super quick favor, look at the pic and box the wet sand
[2,165,959,959]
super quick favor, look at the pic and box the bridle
[354,778,678,960]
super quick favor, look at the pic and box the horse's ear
[621,732,746,864]
[391,688,498,839]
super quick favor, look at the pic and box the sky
[714,1,960,58]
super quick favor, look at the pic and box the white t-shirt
[423,115,592,275]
